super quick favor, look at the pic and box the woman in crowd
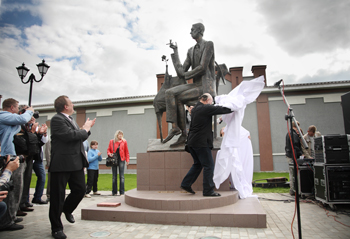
[107,130,129,196]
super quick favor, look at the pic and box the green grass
[30,172,289,193]
[30,174,137,192]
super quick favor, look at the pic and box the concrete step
[125,189,239,211]
[81,189,266,228]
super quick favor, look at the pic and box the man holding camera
[0,98,33,231]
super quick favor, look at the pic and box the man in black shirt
[181,93,232,196]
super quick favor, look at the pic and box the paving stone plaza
[0,190,349,239]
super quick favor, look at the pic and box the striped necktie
[69,116,79,129]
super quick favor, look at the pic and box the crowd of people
[0,96,130,239]
[0,99,38,231]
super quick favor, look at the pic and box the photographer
[0,98,33,231]
[0,156,20,220]
[18,110,48,209]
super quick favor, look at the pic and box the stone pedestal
[81,137,266,228]
[137,138,230,192]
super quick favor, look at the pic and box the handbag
[106,143,120,167]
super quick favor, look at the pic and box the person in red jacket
[107,130,129,196]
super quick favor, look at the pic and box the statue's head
[191,23,205,39]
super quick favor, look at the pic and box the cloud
[0,0,349,107]
[258,0,350,56]
[298,66,350,83]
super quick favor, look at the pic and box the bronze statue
[153,56,186,142]
[154,23,229,146]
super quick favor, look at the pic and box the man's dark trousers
[49,169,85,232]
[181,146,215,195]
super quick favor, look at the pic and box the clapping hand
[38,123,48,135]
[31,122,39,133]
[82,118,96,132]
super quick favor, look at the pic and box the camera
[19,109,39,119]
[0,181,14,192]
[0,155,25,169]
[33,111,39,119]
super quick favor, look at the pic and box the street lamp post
[16,59,50,106]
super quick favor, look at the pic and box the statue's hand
[169,42,177,50]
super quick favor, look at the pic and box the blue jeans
[32,159,46,201]
[181,146,215,195]
[112,160,125,195]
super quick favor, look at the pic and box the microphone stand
[276,80,308,239]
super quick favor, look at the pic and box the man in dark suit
[163,23,216,145]
[181,93,232,197]
[49,95,96,239]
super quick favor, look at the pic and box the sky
[0,0,349,106]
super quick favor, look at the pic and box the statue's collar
[196,39,204,47]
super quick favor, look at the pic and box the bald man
[181,93,232,196]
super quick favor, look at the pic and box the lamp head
[16,63,30,80]
[36,59,50,77]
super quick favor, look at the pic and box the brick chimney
[156,74,165,92]
[229,67,243,89]
[251,65,267,85]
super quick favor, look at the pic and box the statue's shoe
[162,128,181,143]
[170,135,187,147]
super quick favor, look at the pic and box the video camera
[19,108,39,119]
[0,155,25,171]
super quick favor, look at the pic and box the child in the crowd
[85,140,102,198]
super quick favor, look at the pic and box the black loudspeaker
[315,135,350,164]
[289,164,314,197]
[341,92,350,134]
[314,163,350,202]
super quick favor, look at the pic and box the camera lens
[33,111,39,119]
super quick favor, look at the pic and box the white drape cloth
[213,76,265,199]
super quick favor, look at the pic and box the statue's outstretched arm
[170,42,186,78]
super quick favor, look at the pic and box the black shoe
[52,230,67,239]
[16,210,27,216]
[0,223,24,231]
[64,212,75,223]
[20,207,34,212]
[180,186,195,194]
[32,199,48,204]
[203,192,221,197]
[14,218,23,223]
[25,202,33,207]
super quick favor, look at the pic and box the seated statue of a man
[163,22,216,146]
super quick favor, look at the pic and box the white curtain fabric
[213,76,265,199]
